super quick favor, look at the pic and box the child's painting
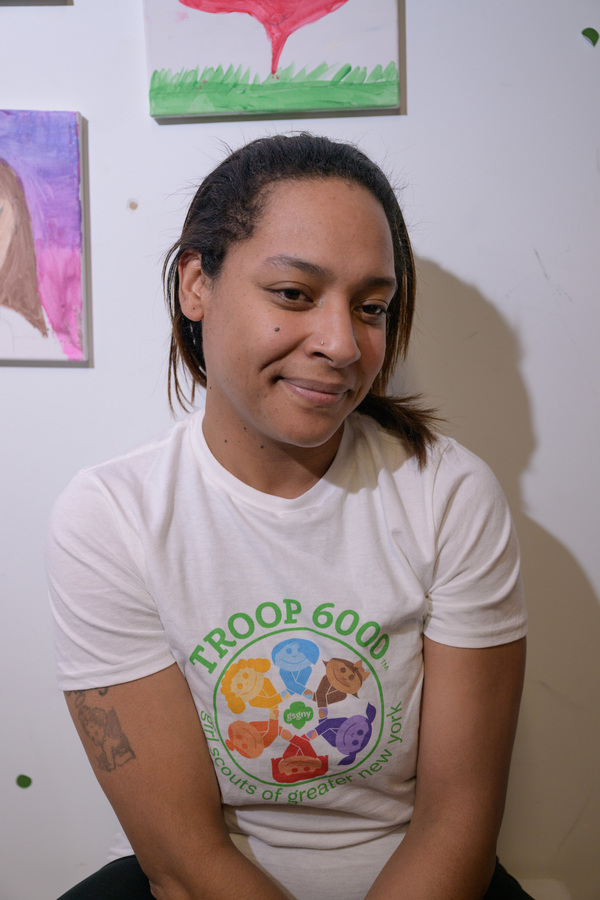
[143,0,400,118]
[0,109,88,365]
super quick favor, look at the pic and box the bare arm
[65,663,288,900]
[365,636,526,900]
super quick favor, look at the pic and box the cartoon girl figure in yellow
[220,657,285,714]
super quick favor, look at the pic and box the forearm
[367,637,526,899]
[365,814,497,900]
[147,836,289,900]
[64,668,290,900]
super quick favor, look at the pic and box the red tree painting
[178,0,351,74]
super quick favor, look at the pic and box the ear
[178,251,208,322]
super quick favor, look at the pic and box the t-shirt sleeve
[423,442,527,648]
[46,470,175,691]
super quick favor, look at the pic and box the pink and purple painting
[0,109,88,364]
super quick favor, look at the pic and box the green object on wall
[582,27,599,46]
[149,61,399,117]
[16,774,32,788]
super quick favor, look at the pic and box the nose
[310,299,361,367]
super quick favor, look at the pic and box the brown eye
[269,287,311,305]
[360,304,388,320]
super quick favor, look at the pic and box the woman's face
[179,177,396,463]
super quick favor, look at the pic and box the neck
[201,417,344,499]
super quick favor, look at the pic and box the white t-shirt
[47,411,526,900]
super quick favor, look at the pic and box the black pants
[57,855,534,899]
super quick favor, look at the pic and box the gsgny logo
[283,701,314,730]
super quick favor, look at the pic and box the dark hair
[0,159,47,336]
[163,133,437,465]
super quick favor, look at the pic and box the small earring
[320,341,324,345]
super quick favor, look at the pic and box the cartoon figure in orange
[312,657,370,719]
[226,708,292,759]
[271,734,328,784]
[220,657,285,714]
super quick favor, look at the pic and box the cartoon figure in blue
[271,638,320,696]
[308,703,377,765]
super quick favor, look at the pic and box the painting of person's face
[0,111,86,359]
[179,177,396,463]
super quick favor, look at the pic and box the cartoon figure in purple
[308,703,376,765]
[271,638,320,696]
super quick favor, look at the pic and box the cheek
[360,327,387,375]
[374,330,388,368]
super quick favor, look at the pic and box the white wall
[1,2,598,898]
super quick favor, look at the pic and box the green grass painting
[149,61,399,117]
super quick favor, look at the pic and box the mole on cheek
[274,327,280,332]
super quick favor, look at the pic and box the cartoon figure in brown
[312,657,370,719]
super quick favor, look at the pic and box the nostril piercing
[320,341,324,345]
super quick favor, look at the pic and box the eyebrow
[263,254,397,292]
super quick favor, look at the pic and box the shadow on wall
[393,258,600,900]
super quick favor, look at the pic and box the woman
[48,134,530,899]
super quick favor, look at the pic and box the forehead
[234,177,395,275]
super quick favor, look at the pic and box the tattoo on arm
[66,688,136,772]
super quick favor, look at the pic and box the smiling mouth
[281,378,352,406]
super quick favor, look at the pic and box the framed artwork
[143,0,400,118]
[0,109,89,365]
[0,1,73,6]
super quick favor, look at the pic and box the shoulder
[65,413,197,491]
[48,414,200,538]
[85,413,197,483]
[428,437,511,524]
[348,413,497,491]
[346,415,514,546]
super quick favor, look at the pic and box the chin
[275,423,345,451]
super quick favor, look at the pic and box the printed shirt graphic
[201,627,389,796]
[187,592,416,823]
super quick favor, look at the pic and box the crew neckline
[190,412,353,513]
